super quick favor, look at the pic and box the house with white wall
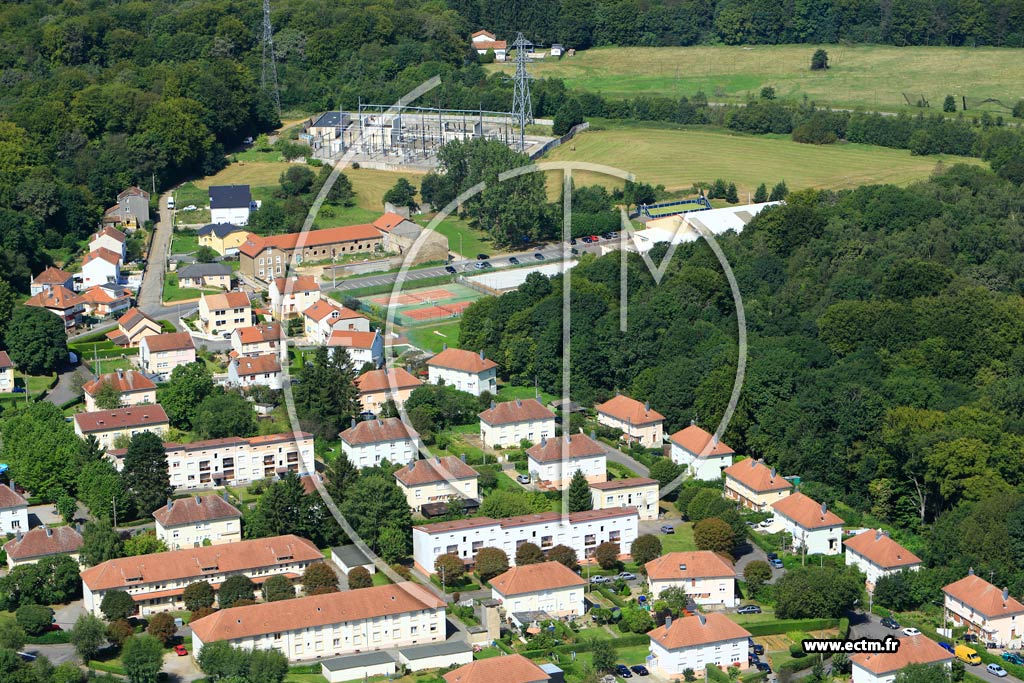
[0,351,13,393]
[89,226,127,259]
[470,30,507,61]
[645,551,737,607]
[0,484,29,535]
[526,433,606,489]
[723,458,793,511]
[771,492,845,556]
[490,561,586,622]
[31,267,74,296]
[83,369,157,412]
[303,300,370,344]
[4,526,83,569]
[851,635,952,683]
[844,529,921,591]
[269,276,321,319]
[595,394,664,447]
[339,417,420,468]
[479,398,556,448]
[669,424,734,481]
[139,332,196,379]
[230,322,282,358]
[328,329,383,369]
[443,656,550,683]
[108,308,161,348]
[394,457,479,513]
[356,367,423,413]
[77,247,122,290]
[227,354,283,389]
[153,494,243,550]
[73,405,170,450]
[209,185,257,225]
[590,478,659,520]
[198,291,252,336]
[24,285,84,329]
[943,571,1024,649]
[648,613,751,679]
[426,348,497,396]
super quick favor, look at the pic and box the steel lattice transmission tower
[261,0,281,115]
[510,32,534,152]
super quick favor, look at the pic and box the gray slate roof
[330,544,374,568]
[320,651,395,671]
[178,263,232,279]
[400,640,473,660]
[197,223,245,239]
[209,185,252,209]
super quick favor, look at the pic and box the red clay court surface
[371,289,455,306]
[403,300,475,320]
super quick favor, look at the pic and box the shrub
[15,604,54,636]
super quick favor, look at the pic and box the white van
[167,196,175,210]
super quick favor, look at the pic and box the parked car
[880,617,901,629]
[660,524,675,534]
[44,624,62,632]
[570,238,577,245]
[476,253,490,260]
[590,575,610,584]
[17,652,36,662]
[737,605,762,615]
[481,261,493,268]
[534,253,545,260]
[964,634,980,644]
[756,662,772,673]
[516,474,531,484]
[571,248,579,255]
[1002,652,1024,666]
[445,265,457,274]
[987,664,1008,678]
[766,552,778,561]
[174,644,188,656]
[902,628,921,637]
[751,644,765,656]
[509,257,520,265]
[617,572,636,581]
[939,642,956,654]
[630,665,649,676]
[615,664,633,678]
[770,559,784,569]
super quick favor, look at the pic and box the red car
[174,645,188,656]
[45,624,62,632]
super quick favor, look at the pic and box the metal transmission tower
[261,0,281,114]
[510,32,534,152]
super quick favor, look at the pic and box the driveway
[733,537,783,585]
[53,600,87,630]
[44,356,92,407]
[27,643,77,666]
[163,650,204,682]
[595,442,649,478]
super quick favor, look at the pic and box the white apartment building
[412,507,639,574]
[83,369,157,412]
[107,432,314,489]
[80,534,323,616]
[943,572,1024,649]
[190,582,446,662]
[0,484,29,535]
[844,529,922,591]
[525,433,607,489]
[139,332,196,379]
[645,551,738,607]
[230,322,282,358]
[394,457,479,513]
[590,477,659,520]
[227,354,283,389]
[73,405,170,450]
[478,398,556,448]
[669,424,734,481]
[328,329,384,369]
[198,291,253,336]
[490,561,586,622]
[269,275,321,319]
[356,367,423,413]
[339,417,420,468]
[153,494,243,550]
[648,613,751,679]
[771,492,845,556]
[303,300,370,344]
[594,394,665,448]
[723,458,793,511]
[426,347,498,396]
[851,635,952,683]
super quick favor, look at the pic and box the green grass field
[660,521,698,553]
[416,215,493,258]
[170,230,199,255]
[405,320,461,353]
[163,272,215,302]
[490,44,1024,115]
[544,122,981,196]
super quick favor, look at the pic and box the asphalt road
[138,192,173,313]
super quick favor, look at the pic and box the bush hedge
[706,664,731,683]
[744,618,838,637]
[520,633,652,660]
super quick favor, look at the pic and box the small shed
[399,640,474,671]
[550,44,564,57]
[321,651,395,683]
[541,663,566,683]
[330,544,376,575]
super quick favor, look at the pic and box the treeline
[447,0,1024,48]
[459,164,1024,537]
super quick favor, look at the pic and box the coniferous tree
[121,432,171,517]
[753,183,768,203]
[293,347,360,439]
[567,469,593,512]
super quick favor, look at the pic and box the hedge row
[26,630,70,644]
[838,617,850,640]
[706,664,732,683]
[596,586,627,609]
[520,633,652,659]
[744,618,838,637]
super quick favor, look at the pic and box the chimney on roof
[409,461,415,470]
[589,430,596,440]
[875,529,883,541]
[750,460,756,468]
[8,481,14,492]
[665,615,672,630]
[435,456,441,464]
[222,490,228,501]
[442,343,447,351]
[969,567,975,576]
[820,502,827,518]
[479,350,484,359]
[195,495,202,505]
[45,527,52,538]
[490,401,496,410]
[460,454,466,462]
[540,436,547,447]
[645,401,650,412]
[690,419,696,426]
[1004,588,1011,603]
[117,368,124,380]
[167,498,173,510]
[697,613,706,626]
[15,531,22,541]
[515,398,521,407]
[351,418,356,429]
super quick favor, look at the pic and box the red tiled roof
[479,398,555,426]
[32,266,72,285]
[4,525,83,561]
[191,582,444,644]
[491,561,586,596]
[595,394,664,425]
[327,329,379,349]
[340,417,418,446]
[0,484,28,510]
[373,212,409,232]
[471,30,496,39]
[82,246,121,266]
[670,424,734,457]
[649,613,751,650]
[771,492,845,530]
[83,370,156,397]
[25,286,81,311]
[271,275,320,294]
[118,308,157,330]
[444,655,548,683]
[526,433,604,463]
[394,456,477,486]
[141,332,195,353]
[851,635,952,675]
[427,348,498,373]
[944,574,1024,618]
[724,458,793,494]
[203,291,250,310]
[80,534,321,591]
[73,405,169,433]
[235,322,282,345]
[645,551,736,581]
[844,530,921,570]
[415,507,637,534]
[475,40,507,50]
[239,224,382,258]
[357,367,422,394]
[304,299,363,323]
[91,226,126,244]
[0,351,12,370]
[153,495,241,527]
[78,286,129,305]
[233,354,281,376]
[589,477,657,490]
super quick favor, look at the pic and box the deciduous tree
[547,544,578,569]
[7,305,67,375]
[594,541,621,570]
[182,581,215,612]
[435,553,466,584]
[218,575,255,609]
[694,517,736,555]
[630,534,662,567]
[145,612,177,645]
[122,634,164,683]
[70,613,107,662]
[79,522,124,568]
[301,563,338,595]
[474,547,509,582]
[100,590,135,621]
[346,567,372,590]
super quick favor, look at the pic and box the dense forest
[460,164,1024,562]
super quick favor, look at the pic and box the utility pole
[510,32,534,153]
[261,0,281,115]
[112,496,117,528]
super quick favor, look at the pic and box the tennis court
[361,282,481,326]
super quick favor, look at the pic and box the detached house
[0,483,29,535]
[479,398,556,448]
[107,308,161,347]
[851,635,952,683]
[444,656,550,683]
[139,332,196,378]
[471,30,507,61]
[24,285,83,329]
[490,561,586,622]
[197,223,248,256]
[103,186,150,230]
[269,276,321,319]
[645,551,738,607]
[31,266,73,296]
[328,329,383,368]
[356,367,422,413]
[426,348,498,396]
[77,247,122,290]
[4,525,83,569]
[227,354,283,390]
[83,369,157,412]
[177,263,232,290]
[595,394,665,447]
[78,285,131,318]
[723,458,793,511]
[844,529,921,591]
[394,456,479,513]
[771,492,845,556]
[73,405,170,450]
[198,291,252,336]
[231,322,282,358]
[526,433,607,489]
[648,613,752,679]
[339,417,421,468]
[303,300,369,344]
[670,424,734,481]
[153,494,242,550]
[943,571,1024,649]
[89,226,127,259]
[209,185,256,225]
[0,351,13,393]
[590,477,659,520]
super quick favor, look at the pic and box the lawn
[195,160,294,189]
[543,122,982,198]
[163,272,214,303]
[416,215,492,258]
[496,384,557,404]
[346,167,425,212]
[660,522,698,553]
[488,44,1024,116]
[405,320,461,353]
[170,230,199,255]
[22,372,56,395]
